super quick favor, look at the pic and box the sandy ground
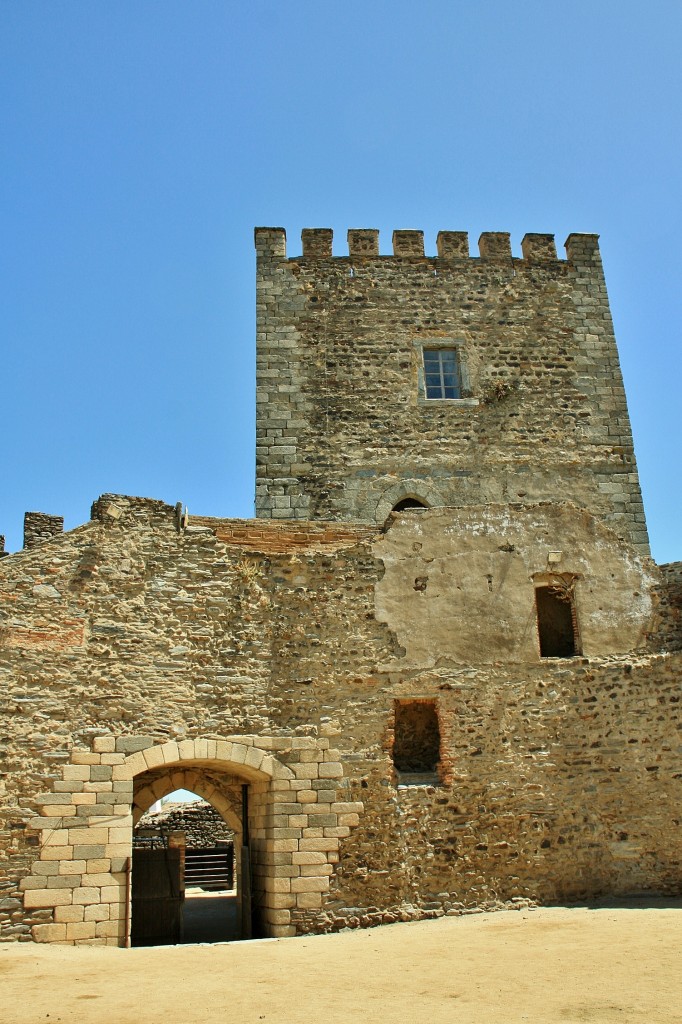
[1,903,680,1024]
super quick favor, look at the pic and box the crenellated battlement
[254,226,600,262]
[255,218,648,554]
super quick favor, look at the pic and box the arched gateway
[22,735,362,945]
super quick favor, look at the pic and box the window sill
[396,772,441,789]
[418,397,480,408]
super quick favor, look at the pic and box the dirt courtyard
[1,902,680,1024]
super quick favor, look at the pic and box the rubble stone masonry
[0,493,679,943]
[255,229,649,555]
[0,227,678,945]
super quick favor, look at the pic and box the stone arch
[374,481,445,524]
[132,769,242,833]
[22,733,363,945]
[121,737,295,786]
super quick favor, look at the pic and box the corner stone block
[392,230,424,257]
[318,762,343,779]
[478,232,512,259]
[67,828,109,846]
[268,893,296,909]
[71,751,102,765]
[32,923,68,942]
[66,921,97,941]
[115,736,155,754]
[24,888,74,908]
[73,886,101,905]
[41,832,72,850]
[521,233,557,261]
[302,229,333,258]
[55,905,86,922]
[292,851,327,865]
[436,231,469,258]
[331,802,364,814]
[107,828,131,845]
[290,875,329,893]
[296,891,322,909]
[348,229,379,257]
[41,805,77,818]
[92,736,116,754]
[299,837,339,853]
[264,877,292,894]
[264,909,291,926]
[63,765,91,782]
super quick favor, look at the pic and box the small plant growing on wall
[481,376,520,404]
[233,558,270,607]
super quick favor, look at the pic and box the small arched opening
[391,497,429,512]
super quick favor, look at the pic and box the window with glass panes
[423,348,461,399]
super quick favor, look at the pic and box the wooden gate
[184,844,234,891]
[131,847,183,946]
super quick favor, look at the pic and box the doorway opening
[131,770,246,947]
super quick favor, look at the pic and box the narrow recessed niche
[535,581,579,658]
[393,699,441,785]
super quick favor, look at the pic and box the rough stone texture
[255,229,649,556]
[651,562,682,652]
[23,513,64,551]
[0,225,679,947]
[0,494,679,944]
[135,801,233,848]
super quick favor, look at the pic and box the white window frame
[414,340,478,407]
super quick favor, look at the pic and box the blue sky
[1,2,680,562]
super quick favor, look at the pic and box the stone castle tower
[1,225,679,949]
[255,228,649,555]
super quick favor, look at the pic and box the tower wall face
[255,228,649,555]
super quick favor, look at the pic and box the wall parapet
[254,226,598,263]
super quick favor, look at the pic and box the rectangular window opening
[393,700,441,785]
[423,348,461,400]
[536,585,579,658]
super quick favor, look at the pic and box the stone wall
[650,562,682,651]
[255,228,649,555]
[135,800,233,848]
[0,494,678,944]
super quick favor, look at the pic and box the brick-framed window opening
[393,700,441,775]
[423,348,461,399]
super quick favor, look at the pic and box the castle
[0,227,679,946]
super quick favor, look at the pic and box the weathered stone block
[290,875,329,893]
